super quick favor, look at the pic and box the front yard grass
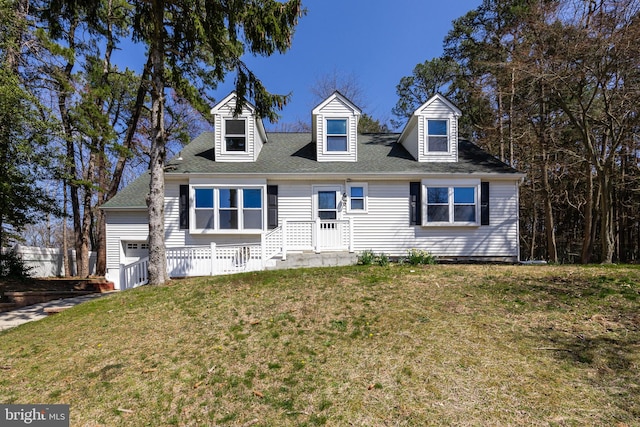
[0,264,638,426]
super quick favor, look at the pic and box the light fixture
[342,192,348,203]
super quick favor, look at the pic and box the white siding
[261,179,518,259]
[105,211,149,270]
[213,98,263,163]
[417,98,458,163]
[346,181,519,259]
[275,181,314,221]
[164,181,185,247]
[314,97,359,163]
[402,123,419,160]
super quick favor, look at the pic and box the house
[102,91,524,290]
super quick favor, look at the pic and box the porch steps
[267,252,358,270]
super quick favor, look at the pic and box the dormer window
[225,119,246,152]
[326,119,348,152]
[427,119,448,152]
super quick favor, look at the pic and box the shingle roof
[102,132,521,209]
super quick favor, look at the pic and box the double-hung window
[243,189,263,229]
[192,187,263,232]
[326,119,348,152]
[219,189,238,229]
[225,119,246,152]
[453,187,476,222]
[194,188,215,229]
[425,183,478,225]
[347,183,368,213]
[427,119,448,152]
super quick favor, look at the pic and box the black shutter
[267,185,278,229]
[179,185,189,229]
[480,181,490,225]
[410,182,422,226]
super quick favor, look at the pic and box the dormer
[210,92,268,162]
[398,93,462,163]
[312,91,361,162]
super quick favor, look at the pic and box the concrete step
[268,252,358,270]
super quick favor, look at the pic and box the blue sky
[231,0,482,130]
[114,1,482,131]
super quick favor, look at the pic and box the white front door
[314,186,344,250]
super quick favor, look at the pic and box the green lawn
[1,264,638,426]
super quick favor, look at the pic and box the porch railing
[166,243,263,278]
[121,256,149,290]
[119,219,353,289]
[263,226,283,260]
[282,218,353,254]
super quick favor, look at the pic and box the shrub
[406,248,436,265]
[358,250,377,266]
[376,253,389,267]
[358,250,390,267]
[0,248,33,279]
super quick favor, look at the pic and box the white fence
[1,245,97,277]
[116,219,354,290]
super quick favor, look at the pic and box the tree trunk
[62,182,70,277]
[497,89,505,163]
[541,146,558,262]
[95,141,107,276]
[529,184,537,261]
[598,168,615,263]
[508,67,515,166]
[56,18,83,277]
[580,162,594,263]
[77,152,96,277]
[146,0,168,285]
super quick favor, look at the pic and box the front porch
[118,218,355,289]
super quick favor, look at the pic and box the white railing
[215,243,263,274]
[119,219,353,289]
[166,246,213,277]
[282,218,353,254]
[284,220,314,250]
[263,226,283,260]
[166,243,263,278]
[121,257,149,289]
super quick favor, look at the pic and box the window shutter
[267,185,278,229]
[481,181,490,225]
[410,182,422,226]
[179,185,189,229]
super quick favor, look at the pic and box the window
[425,185,477,224]
[347,183,367,213]
[318,191,337,219]
[427,187,449,222]
[243,188,263,229]
[225,119,246,152]
[453,187,476,222]
[427,119,448,152]
[192,187,263,232]
[219,189,238,229]
[326,119,348,152]
[194,188,215,229]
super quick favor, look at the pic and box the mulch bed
[0,277,111,295]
